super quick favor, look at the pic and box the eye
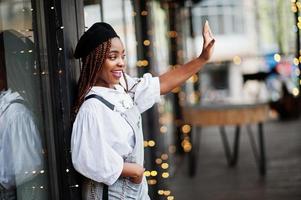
[122,54,126,60]
[108,54,117,60]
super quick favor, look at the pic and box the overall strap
[103,185,108,200]
[0,99,26,118]
[85,94,115,111]
[84,94,111,200]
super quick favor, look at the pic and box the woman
[71,21,214,200]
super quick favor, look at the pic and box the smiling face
[94,37,126,88]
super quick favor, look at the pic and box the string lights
[292,0,301,92]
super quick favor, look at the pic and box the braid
[72,40,111,117]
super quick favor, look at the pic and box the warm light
[163,190,171,196]
[274,54,281,62]
[171,87,181,93]
[141,10,148,16]
[161,163,169,169]
[167,196,175,200]
[292,88,299,96]
[292,6,298,13]
[161,153,168,160]
[233,56,242,65]
[162,172,169,178]
[188,74,198,83]
[144,171,151,177]
[156,158,163,164]
[148,140,155,147]
[142,60,149,66]
[136,60,148,67]
[167,31,178,38]
[158,190,164,195]
[143,40,151,46]
[181,124,191,134]
[137,60,143,67]
[144,141,148,147]
[160,126,168,133]
[294,58,299,65]
[147,179,157,185]
[181,140,192,152]
[151,171,158,176]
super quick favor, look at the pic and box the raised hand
[199,20,215,62]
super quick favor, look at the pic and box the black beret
[74,22,119,59]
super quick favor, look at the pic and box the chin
[111,79,120,85]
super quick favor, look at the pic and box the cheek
[98,63,112,78]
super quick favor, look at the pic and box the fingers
[202,20,209,37]
[203,20,214,47]
[203,21,213,37]
[205,20,213,37]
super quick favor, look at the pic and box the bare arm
[120,163,144,184]
[159,21,215,95]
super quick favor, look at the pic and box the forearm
[159,57,206,95]
[120,163,144,178]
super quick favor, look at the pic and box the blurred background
[1,0,301,199]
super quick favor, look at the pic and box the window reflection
[0,0,49,199]
[0,29,47,200]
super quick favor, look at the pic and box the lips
[112,70,122,79]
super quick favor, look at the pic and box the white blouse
[0,90,43,189]
[71,73,160,185]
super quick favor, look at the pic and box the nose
[117,56,125,67]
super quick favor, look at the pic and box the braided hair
[73,40,111,116]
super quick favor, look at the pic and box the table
[182,101,270,176]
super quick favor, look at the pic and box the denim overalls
[82,94,150,200]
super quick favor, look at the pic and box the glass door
[0,0,50,199]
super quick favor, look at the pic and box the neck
[94,79,114,88]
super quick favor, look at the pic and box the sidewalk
[169,117,301,200]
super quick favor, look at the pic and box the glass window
[84,0,102,28]
[192,0,244,35]
[0,0,50,199]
